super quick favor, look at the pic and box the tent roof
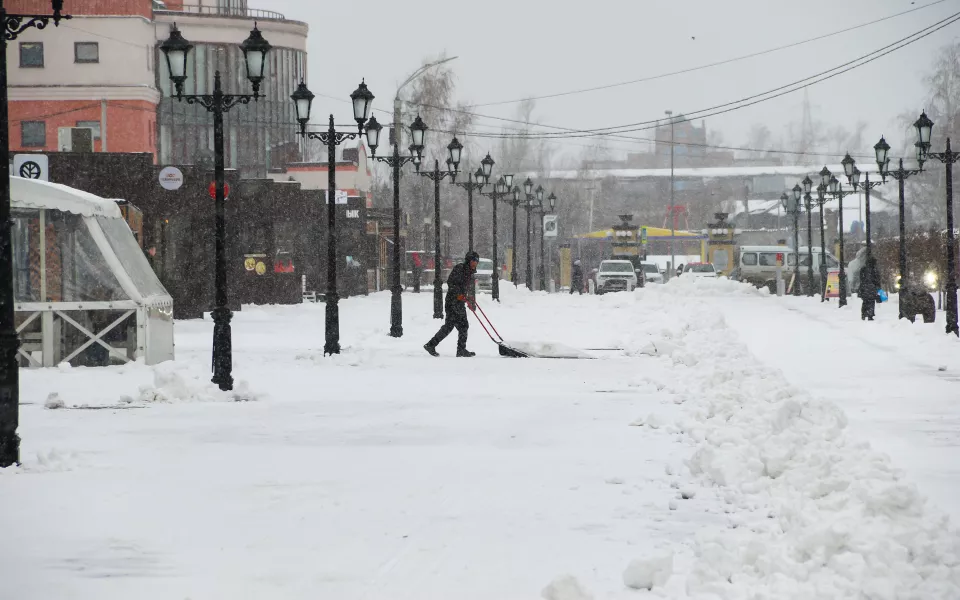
[575,225,702,239]
[10,176,122,219]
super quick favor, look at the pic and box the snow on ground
[1,279,959,599]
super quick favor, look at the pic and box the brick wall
[6,0,152,18]
[9,99,157,158]
[27,221,62,303]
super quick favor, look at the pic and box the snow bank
[650,275,769,298]
[623,553,674,590]
[624,292,960,598]
[132,364,265,404]
[541,575,594,600]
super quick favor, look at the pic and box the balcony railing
[155,3,287,21]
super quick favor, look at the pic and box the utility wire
[468,0,950,108]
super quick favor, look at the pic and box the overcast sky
[256,0,959,166]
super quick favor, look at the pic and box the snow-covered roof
[526,163,883,181]
[10,176,122,218]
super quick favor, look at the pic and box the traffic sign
[208,181,230,199]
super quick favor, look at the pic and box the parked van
[735,245,839,293]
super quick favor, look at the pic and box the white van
[736,245,839,293]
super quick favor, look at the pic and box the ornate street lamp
[368,117,426,337]
[801,176,815,297]
[418,142,461,319]
[0,0,73,467]
[482,174,519,302]
[827,174,857,307]
[160,23,271,390]
[511,186,521,287]
[452,166,485,253]
[784,188,803,296]
[291,79,377,355]
[875,134,923,319]
[913,111,959,336]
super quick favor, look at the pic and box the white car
[682,263,718,278]
[596,260,638,294]
[639,262,664,284]
[474,258,495,292]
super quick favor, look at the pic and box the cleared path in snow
[717,295,960,523]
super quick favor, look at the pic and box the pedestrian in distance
[425,251,479,357]
[570,260,584,295]
[859,256,880,321]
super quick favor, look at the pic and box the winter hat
[465,251,480,263]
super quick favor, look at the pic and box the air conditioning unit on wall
[57,127,94,153]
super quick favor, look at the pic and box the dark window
[759,253,780,267]
[75,42,99,63]
[741,252,758,266]
[21,121,46,147]
[76,120,101,140]
[19,42,43,68]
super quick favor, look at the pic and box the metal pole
[100,98,108,152]
[511,199,518,287]
[433,160,443,319]
[539,212,546,291]
[818,197,827,301]
[793,209,801,296]
[525,206,533,290]
[492,194,500,301]
[865,172,873,261]
[898,160,907,319]
[389,142,403,337]
[210,73,233,391]
[0,3,19,466]
[669,112,676,279]
[806,196,814,297]
[324,115,340,354]
[467,184,473,251]
[838,186,847,308]
[944,139,958,336]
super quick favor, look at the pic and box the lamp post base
[433,278,443,319]
[946,280,958,336]
[324,292,341,355]
[390,285,403,338]
[0,329,20,467]
[210,307,234,391]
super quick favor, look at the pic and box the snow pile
[623,553,674,590]
[133,364,265,404]
[0,449,80,475]
[629,294,960,598]
[43,392,65,410]
[541,575,594,600]
[648,275,769,298]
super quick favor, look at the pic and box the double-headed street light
[801,176,816,296]
[366,115,427,337]
[521,183,544,290]
[815,167,833,302]
[161,23,271,390]
[290,79,377,355]
[541,193,557,291]
[0,0,73,467]
[480,169,512,302]
[417,141,462,319]
[874,135,924,319]
[453,166,486,252]
[785,188,803,296]
[827,174,856,307]
[914,111,959,336]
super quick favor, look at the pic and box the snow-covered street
[2,280,959,599]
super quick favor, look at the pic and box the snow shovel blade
[498,343,529,358]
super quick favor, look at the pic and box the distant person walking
[425,251,479,357]
[570,260,584,295]
[859,256,880,321]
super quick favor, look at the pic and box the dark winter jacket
[858,261,880,301]
[572,264,584,284]
[445,261,474,312]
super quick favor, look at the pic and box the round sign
[208,181,230,199]
[19,161,42,179]
[255,261,266,275]
[158,166,184,191]
[244,257,257,271]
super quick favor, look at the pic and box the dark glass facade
[156,41,305,178]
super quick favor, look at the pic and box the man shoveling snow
[425,251,478,357]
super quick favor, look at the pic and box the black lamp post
[874,135,923,319]
[914,111,959,336]
[816,167,833,302]
[290,80,375,355]
[0,0,71,467]
[161,23,271,390]
[367,116,426,337]
[516,178,534,287]
[453,166,485,252]
[480,172,514,302]
[841,155,883,267]
[417,143,462,319]
[523,185,544,290]
[545,193,557,291]
[827,175,855,307]
[802,176,816,297]
[786,188,803,296]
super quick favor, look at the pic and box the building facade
[6,0,308,176]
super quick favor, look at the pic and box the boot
[424,343,439,357]
[456,349,476,357]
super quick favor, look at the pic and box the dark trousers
[570,279,583,294]
[428,306,469,351]
[861,298,876,320]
